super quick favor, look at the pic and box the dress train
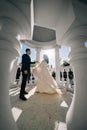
[33,61,61,94]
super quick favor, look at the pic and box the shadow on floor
[10,86,73,130]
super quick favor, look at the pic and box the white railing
[58,66,74,93]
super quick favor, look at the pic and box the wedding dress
[33,61,61,94]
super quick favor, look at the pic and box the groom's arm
[30,61,36,64]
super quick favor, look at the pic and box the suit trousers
[20,71,28,95]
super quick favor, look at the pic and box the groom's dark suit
[20,54,35,97]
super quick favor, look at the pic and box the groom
[19,48,36,101]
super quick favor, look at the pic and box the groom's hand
[24,70,28,74]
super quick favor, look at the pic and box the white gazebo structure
[0,0,87,130]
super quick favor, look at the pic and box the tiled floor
[10,85,73,130]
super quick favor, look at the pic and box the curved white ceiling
[0,0,87,48]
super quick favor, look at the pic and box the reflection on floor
[10,85,73,130]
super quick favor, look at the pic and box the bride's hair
[43,54,49,64]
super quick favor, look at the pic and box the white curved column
[55,45,60,84]
[10,58,18,85]
[66,37,87,130]
[36,47,41,62]
[0,32,21,130]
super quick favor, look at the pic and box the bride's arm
[32,60,45,71]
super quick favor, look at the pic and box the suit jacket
[21,54,35,72]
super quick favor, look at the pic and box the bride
[32,55,61,94]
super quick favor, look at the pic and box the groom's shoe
[24,91,28,94]
[19,95,27,101]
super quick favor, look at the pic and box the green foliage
[62,60,70,66]
[31,64,36,68]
